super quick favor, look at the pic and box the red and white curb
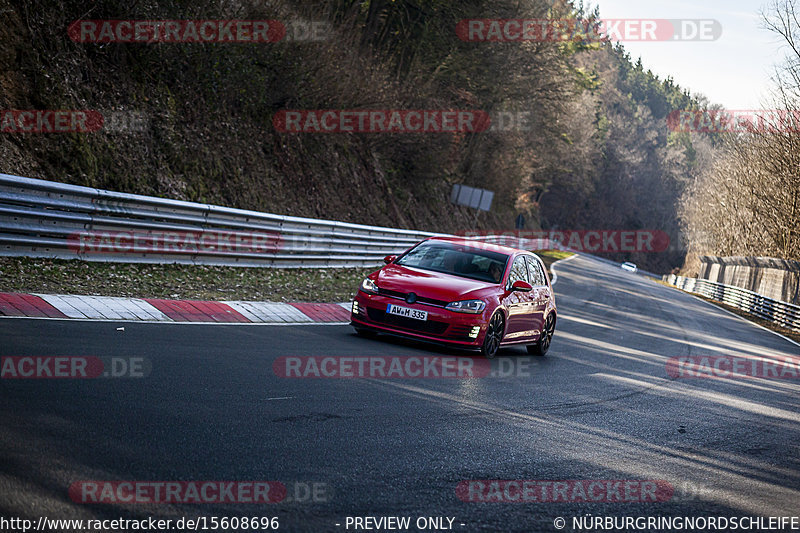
[0,293,351,324]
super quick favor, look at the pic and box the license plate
[386,303,428,321]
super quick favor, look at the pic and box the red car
[350,237,557,358]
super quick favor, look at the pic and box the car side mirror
[510,280,533,292]
[384,255,397,264]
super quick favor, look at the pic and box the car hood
[375,264,493,302]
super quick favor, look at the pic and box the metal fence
[0,173,445,268]
[665,274,800,333]
[0,173,561,268]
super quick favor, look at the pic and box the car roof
[425,236,530,256]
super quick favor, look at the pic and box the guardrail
[0,173,559,268]
[665,274,800,333]
[0,173,445,268]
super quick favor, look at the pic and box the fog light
[352,301,359,315]
[469,326,480,339]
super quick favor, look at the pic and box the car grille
[367,307,449,335]
[377,288,448,307]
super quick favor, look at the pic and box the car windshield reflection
[395,241,509,283]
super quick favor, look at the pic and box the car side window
[508,256,530,286]
[526,256,546,286]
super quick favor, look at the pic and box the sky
[593,0,788,109]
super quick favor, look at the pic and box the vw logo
[405,292,417,304]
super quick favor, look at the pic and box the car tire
[481,312,505,359]
[527,313,555,356]
[354,327,376,338]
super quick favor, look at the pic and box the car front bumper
[350,291,486,348]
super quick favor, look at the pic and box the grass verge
[0,257,374,303]
[0,251,573,303]
[535,250,575,273]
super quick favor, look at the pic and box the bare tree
[679,0,800,265]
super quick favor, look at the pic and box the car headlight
[361,277,379,294]
[445,299,486,314]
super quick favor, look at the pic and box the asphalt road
[1,255,799,533]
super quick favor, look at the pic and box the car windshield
[396,241,509,283]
